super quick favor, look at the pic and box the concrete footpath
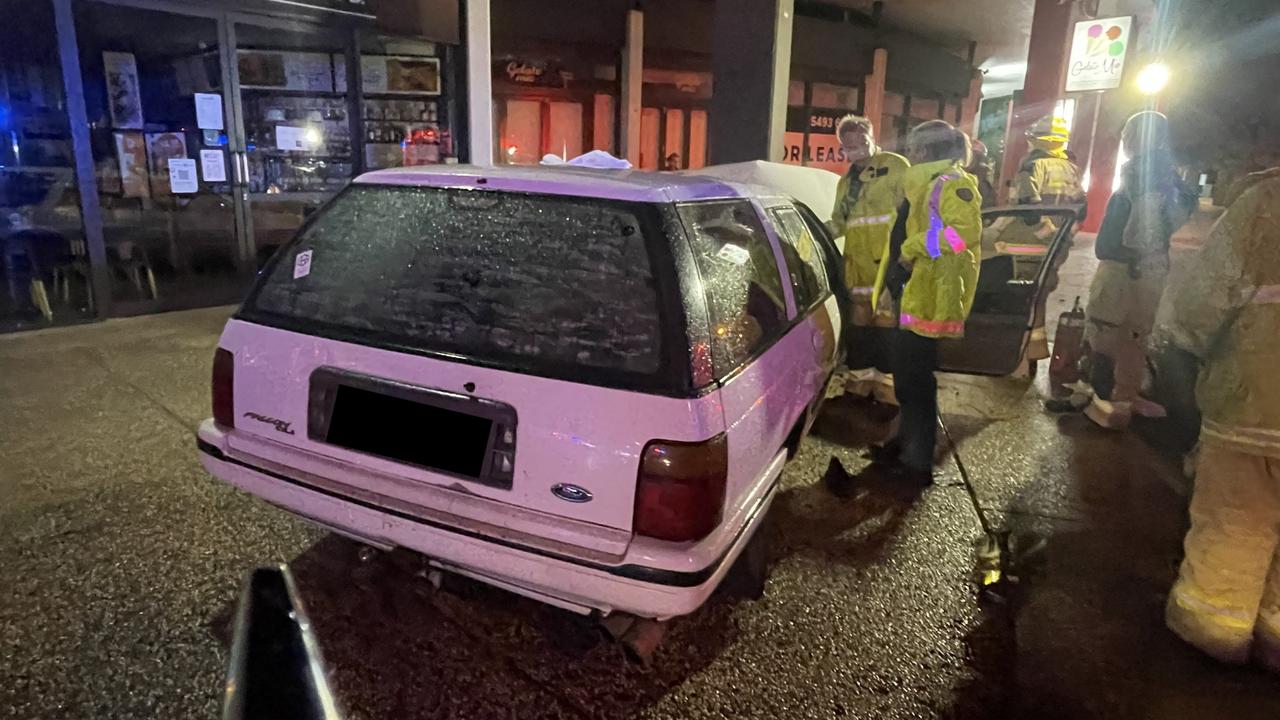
[2,211,1277,719]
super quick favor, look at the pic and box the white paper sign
[276,125,307,151]
[1064,16,1133,92]
[194,92,224,130]
[199,149,226,182]
[168,158,198,193]
[293,249,313,279]
[716,243,751,266]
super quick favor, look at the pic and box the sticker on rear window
[293,249,313,279]
[716,243,751,266]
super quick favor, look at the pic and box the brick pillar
[997,0,1076,191]
[863,48,888,142]
[959,72,983,136]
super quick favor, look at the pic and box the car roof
[355,164,782,204]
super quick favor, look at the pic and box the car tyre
[719,518,771,601]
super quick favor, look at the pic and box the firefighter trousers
[1166,441,1280,670]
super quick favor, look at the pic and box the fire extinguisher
[1048,296,1086,398]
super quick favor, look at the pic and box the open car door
[937,204,1082,376]
[793,200,853,335]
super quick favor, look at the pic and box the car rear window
[242,184,681,389]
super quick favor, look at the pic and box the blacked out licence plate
[326,384,492,478]
[308,368,517,489]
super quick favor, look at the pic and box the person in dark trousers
[825,120,983,493]
[1045,111,1196,427]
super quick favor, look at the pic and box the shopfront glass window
[640,107,661,170]
[236,21,353,266]
[76,1,243,310]
[688,110,708,169]
[811,82,859,111]
[352,33,451,171]
[500,99,541,164]
[0,0,89,331]
[882,92,907,153]
[547,101,584,160]
[911,96,941,121]
[592,94,615,154]
[787,80,805,107]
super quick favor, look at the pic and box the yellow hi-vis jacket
[1160,168,1280,457]
[1014,151,1084,206]
[831,151,910,301]
[872,159,983,339]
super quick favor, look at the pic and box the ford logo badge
[551,483,593,503]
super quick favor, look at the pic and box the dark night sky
[1165,0,1280,170]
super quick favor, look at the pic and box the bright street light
[1136,62,1171,95]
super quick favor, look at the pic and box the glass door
[75,0,247,313]
[230,17,354,266]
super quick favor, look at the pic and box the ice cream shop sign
[1064,16,1133,92]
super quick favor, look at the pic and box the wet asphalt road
[2,276,1278,717]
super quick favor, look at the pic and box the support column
[863,48,888,142]
[708,0,794,164]
[53,0,110,316]
[345,27,365,175]
[464,0,493,166]
[997,0,1075,194]
[959,72,983,136]
[620,9,643,166]
[1081,97,1123,232]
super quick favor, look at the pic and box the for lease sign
[1065,16,1133,92]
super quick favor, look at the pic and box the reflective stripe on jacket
[832,151,910,297]
[1158,169,1280,457]
[872,159,983,339]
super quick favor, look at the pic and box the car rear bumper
[197,424,780,620]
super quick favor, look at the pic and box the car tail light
[633,434,728,542]
[212,348,234,428]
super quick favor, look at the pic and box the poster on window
[114,131,150,198]
[145,132,189,195]
[237,51,287,88]
[103,52,144,129]
[237,51,334,92]
[338,55,441,95]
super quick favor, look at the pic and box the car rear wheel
[719,518,771,601]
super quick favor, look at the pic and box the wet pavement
[3,222,1278,719]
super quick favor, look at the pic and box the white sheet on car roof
[687,161,841,219]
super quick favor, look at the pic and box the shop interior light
[304,127,323,146]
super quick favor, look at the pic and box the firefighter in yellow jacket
[867,120,982,485]
[1163,168,1280,673]
[1012,115,1085,367]
[829,114,910,400]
